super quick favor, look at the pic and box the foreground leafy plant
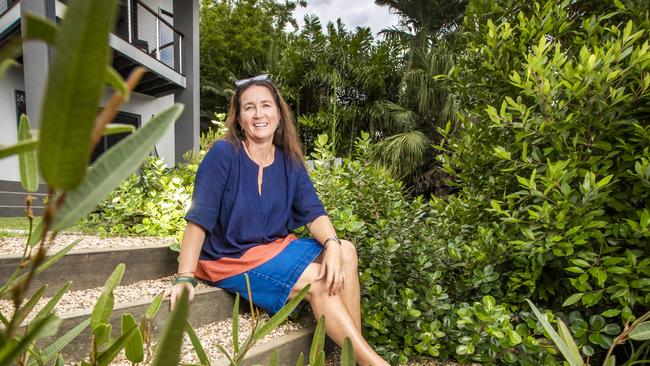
[0,0,183,363]
[527,300,650,366]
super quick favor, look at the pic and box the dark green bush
[429,0,649,362]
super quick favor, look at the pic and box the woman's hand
[316,242,344,296]
[163,282,196,310]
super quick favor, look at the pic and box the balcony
[114,0,183,75]
[58,0,186,96]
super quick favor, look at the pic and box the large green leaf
[340,337,354,366]
[253,284,310,342]
[0,314,61,365]
[22,13,57,45]
[33,282,72,323]
[30,318,90,366]
[38,0,119,190]
[23,14,126,98]
[18,115,38,192]
[526,300,585,366]
[50,104,183,232]
[96,323,138,366]
[309,315,326,365]
[9,285,47,332]
[151,287,190,366]
[121,314,144,363]
[185,320,211,366]
[629,321,650,341]
[91,263,125,329]
[0,139,38,160]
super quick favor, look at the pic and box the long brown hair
[224,80,304,164]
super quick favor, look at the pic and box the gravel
[0,276,208,322]
[91,313,313,366]
[0,234,176,256]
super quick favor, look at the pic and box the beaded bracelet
[173,276,198,287]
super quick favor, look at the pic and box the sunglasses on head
[234,74,270,88]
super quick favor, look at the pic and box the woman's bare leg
[290,263,388,366]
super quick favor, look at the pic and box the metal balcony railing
[0,0,19,17]
[114,0,184,74]
[2,0,183,74]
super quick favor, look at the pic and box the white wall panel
[0,67,25,182]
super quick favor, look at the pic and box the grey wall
[172,0,199,163]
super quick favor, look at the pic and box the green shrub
[309,134,560,365]
[430,0,649,362]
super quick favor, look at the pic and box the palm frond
[370,130,429,178]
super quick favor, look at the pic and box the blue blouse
[185,140,326,260]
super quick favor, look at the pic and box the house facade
[0,0,199,216]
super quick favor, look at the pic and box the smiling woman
[164,75,390,366]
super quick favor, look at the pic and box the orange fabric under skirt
[195,234,297,283]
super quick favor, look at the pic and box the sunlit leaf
[185,320,211,366]
[122,314,144,363]
[340,337,355,366]
[91,264,125,329]
[18,114,38,192]
[38,0,119,189]
[310,315,326,365]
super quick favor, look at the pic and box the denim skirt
[213,237,322,315]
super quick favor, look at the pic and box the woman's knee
[293,263,327,300]
[341,240,358,268]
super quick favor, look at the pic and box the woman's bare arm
[165,221,205,309]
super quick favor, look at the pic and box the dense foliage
[313,0,650,363]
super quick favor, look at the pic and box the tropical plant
[375,0,469,46]
[199,0,304,125]
[272,16,403,156]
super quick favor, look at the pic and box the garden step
[37,287,236,360]
[0,190,47,207]
[0,243,177,296]
[212,326,316,366]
